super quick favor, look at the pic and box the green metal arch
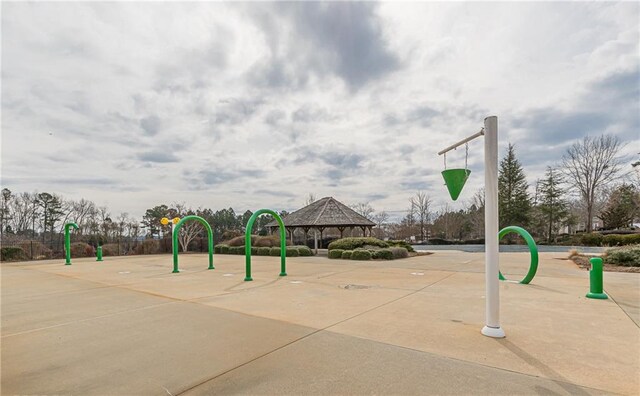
[64,222,79,265]
[244,209,286,281]
[498,226,538,284]
[172,215,214,273]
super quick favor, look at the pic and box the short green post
[96,245,103,262]
[586,257,608,300]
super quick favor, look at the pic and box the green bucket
[442,169,471,201]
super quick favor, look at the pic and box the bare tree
[1,188,12,238]
[562,135,624,232]
[465,188,485,239]
[304,193,316,206]
[373,211,389,239]
[172,203,203,252]
[351,202,375,220]
[410,191,431,242]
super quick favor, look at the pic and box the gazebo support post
[338,226,346,239]
[318,227,325,249]
[314,229,318,254]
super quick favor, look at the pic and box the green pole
[586,257,608,299]
[96,245,103,262]
[64,222,79,265]
[172,215,214,273]
[245,209,287,282]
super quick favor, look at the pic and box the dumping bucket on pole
[442,169,471,201]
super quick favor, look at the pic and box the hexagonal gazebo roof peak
[266,196,375,229]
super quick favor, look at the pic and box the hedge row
[1,247,27,261]
[327,237,415,253]
[329,247,408,261]
[580,233,640,247]
[214,244,313,257]
[222,235,291,248]
[605,245,640,267]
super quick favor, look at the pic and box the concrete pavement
[2,251,638,395]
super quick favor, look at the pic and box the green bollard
[586,257,608,300]
[96,246,103,262]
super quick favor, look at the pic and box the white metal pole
[481,116,505,338]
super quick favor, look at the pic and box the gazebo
[266,196,376,249]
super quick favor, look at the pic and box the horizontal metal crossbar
[437,128,484,155]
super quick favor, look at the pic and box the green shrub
[214,244,226,254]
[295,245,314,256]
[622,234,640,245]
[270,247,281,256]
[328,249,344,259]
[1,247,27,261]
[390,247,409,259]
[228,246,245,255]
[369,250,380,259]
[328,237,388,251]
[581,233,603,246]
[351,249,372,260]
[604,245,640,267]
[377,249,394,260]
[257,247,271,256]
[341,250,353,259]
[251,247,258,255]
[219,245,230,254]
[286,247,299,257]
[386,240,415,252]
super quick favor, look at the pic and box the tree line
[354,135,639,243]
[1,134,637,253]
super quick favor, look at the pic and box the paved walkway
[2,252,638,395]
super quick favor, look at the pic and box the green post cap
[442,169,471,201]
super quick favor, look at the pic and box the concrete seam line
[605,291,640,330]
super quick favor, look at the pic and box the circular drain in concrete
[223,273,234,277]
[410,272,424,276]
[290,281,303,284]
[342,284,371,290]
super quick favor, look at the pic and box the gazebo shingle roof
[266,197,376,228]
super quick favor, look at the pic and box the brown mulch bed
[569,255,640,273]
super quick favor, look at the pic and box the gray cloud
[185,167,267,189]
[214,97,264,125]
[512,109,612,144]
[264,109,286,125]
[291,105,332,123]
[247,2,400,91]
[140,115,161,136]
[137,150,180,163]
[254,189,296,198]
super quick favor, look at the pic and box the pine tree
[498,143,531,231]
[600,184,640,229]
[538,167,568,243]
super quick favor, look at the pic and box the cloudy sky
[2,2,638,220]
